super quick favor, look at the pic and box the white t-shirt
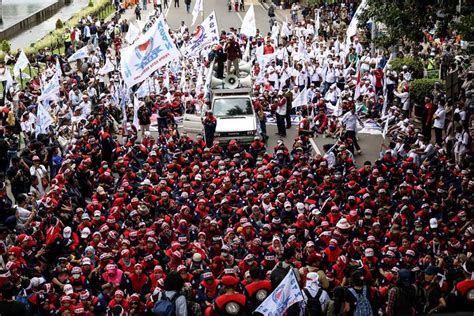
[433,107,446,129]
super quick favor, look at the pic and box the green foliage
[306,0,323,7]
[361,0,468,47]
[89,0,94,7]
[390,57,424,79]
[56,19,64,29]
[409,79,445,106]
[0,40,11,54]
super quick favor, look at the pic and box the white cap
[429,218,438,229]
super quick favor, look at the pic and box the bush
[89,0,94,7]
[56,19,64,29]
[390,57,424,79]
[0,40,11,54]
[409,79,445,106]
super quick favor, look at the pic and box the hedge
[390,57,424,80]
[409,79,445,106]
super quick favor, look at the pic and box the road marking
[237,12,243,22]
[165,5,171,17]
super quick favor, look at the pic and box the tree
[360,0,473,47]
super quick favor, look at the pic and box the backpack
[270,263,290,290]
[348,286,373,316]
[153,292,179,316]
[303,288,323,316]
[393,286,416,316]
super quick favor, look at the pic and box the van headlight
[246,131,256,136]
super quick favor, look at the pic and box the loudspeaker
[238,62,251,76]
[210,76,225,89]
[239,75,252,88]
[224,75,239,89]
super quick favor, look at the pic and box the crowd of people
[0,0,473,315]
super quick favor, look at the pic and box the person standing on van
[274,91,287,137]
[202,111,217,147]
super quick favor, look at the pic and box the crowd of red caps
[0,121,473,315]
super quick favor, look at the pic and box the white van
[182,88,257,145]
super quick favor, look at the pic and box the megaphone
[239,75,252,88]
[224,75,239,89]
[210,76,225,89]
[238,62,252,76]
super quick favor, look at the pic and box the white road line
[165,5,171,18]
[237,12,243,22]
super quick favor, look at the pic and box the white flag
[38,72,60,102]
[382,116,390,139]
[133,96,140,129]
[125,23,140,44]
[121,16,180,88]
[255,269,304,316]
[315,9,320,36]
[135,78,157,98]
[99,58,115,75]
[280,19,292,37]
[35,102,54,136]
[163,71,170,88]
[240,5,257,37]
[3,67,14,92]
[195,67,204,92]
[67,46,90,62]
[345,0,368,49]
[203,60,215,98]
[242,40,250,62]
[292,87,308,108]
[186,11,220,57]
[191,0,204,26]
[14,50,29,78]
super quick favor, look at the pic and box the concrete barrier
[0,0,66,40]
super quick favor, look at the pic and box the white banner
[14,50,29,78]
[133,96,140,129]
[67,46,90,62]
[186,11,220,57]
[292,87,308,108]
[99,58,115,75]
[240,4,257,37]
[121,16,180,88]
[191,0,204,26]
[125,23,140,44]
[255,269,303,316]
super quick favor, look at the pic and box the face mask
[329,245,336,251]
[72,274,80,279]
[285,207,292,212]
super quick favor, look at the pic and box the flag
[353,59,362,101]
[67,45,90,62]
[345,0,368,48]
[186,11,220,57]
[271,23,280,43]
[38,72,60,101]
[280,18,292,37]
[242,40,250,61]
[292,87,308,108]
[382,116,390,139]
[255,270,304,316]
[125,23,140,44]
[35,102,54,136]
[334,93,343,117]
[13,50,29,78]
[121,16,180,88]
[180,66,187,90]
[99,58,115,75]
[240,5,257,37]
[315,9,320,36]
[203,60,215,98]
[191,0,204,26]
[3,67,13,92]
[55,58,62,78]
[135,78,157,98]
[195,66,204,92]
[133,96,140,129]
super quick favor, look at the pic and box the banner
[67,46,90,62]
[292,87,308,108]
[35,102,54,136]
[135,78,158,98]
[125,23,140,44]
[240,4,257,37]
[99,58,115,75]
[121,16,180,88]
[191,0,204,26]
[38,72,60,101]
[186,11,220,57]
[14,50,29,78]
[255,270,303,316]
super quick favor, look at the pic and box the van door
[182,109,204,134]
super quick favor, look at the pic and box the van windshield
[212,98,253,117]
